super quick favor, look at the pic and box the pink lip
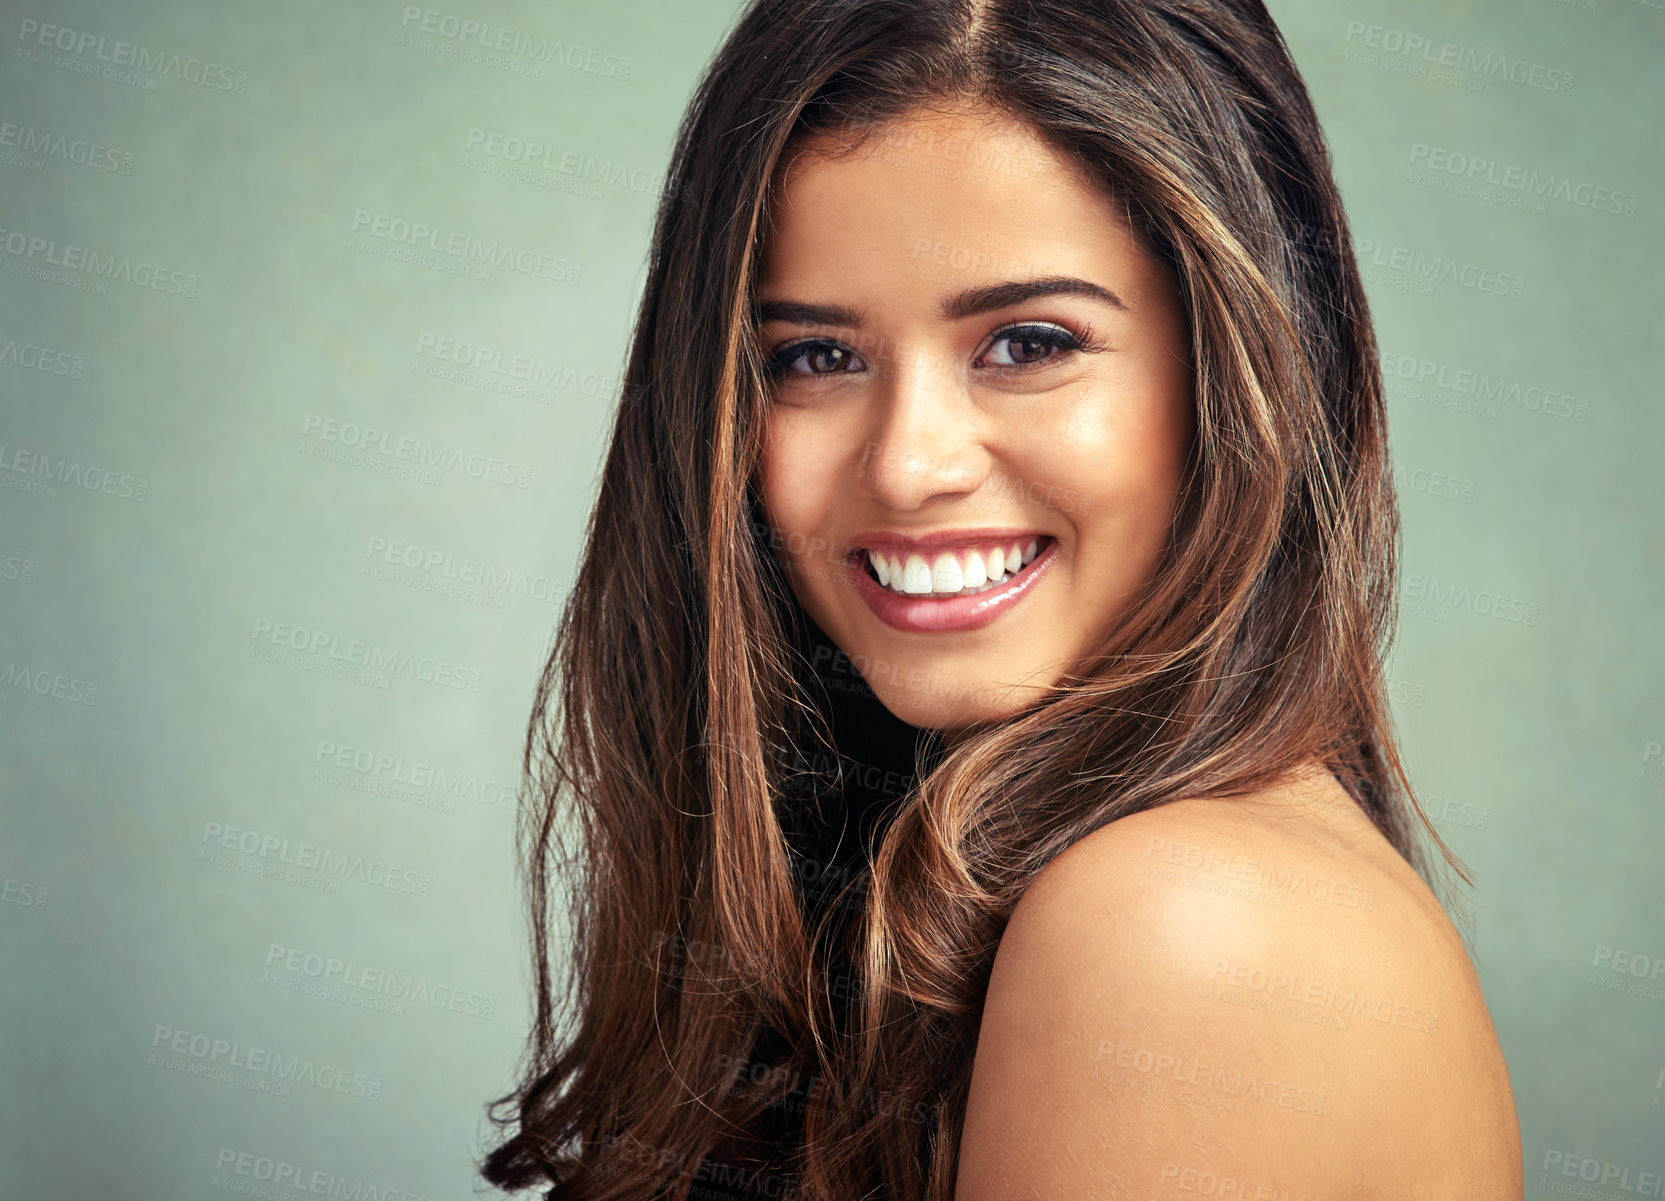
[849,536,1058,633]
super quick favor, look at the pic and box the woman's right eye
[765,338,866,378]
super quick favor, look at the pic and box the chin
[865,670,1052,732]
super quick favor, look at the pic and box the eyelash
[762,322,1100,380]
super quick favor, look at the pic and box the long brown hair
[479,1,1465,1197]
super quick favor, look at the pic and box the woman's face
[756,102,1194,730]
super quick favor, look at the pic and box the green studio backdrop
[2,0,1661,1197]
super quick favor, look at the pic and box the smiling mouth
[857,536,1051,600]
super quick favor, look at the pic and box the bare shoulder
[953,763,1522,1201]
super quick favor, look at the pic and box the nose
[856,343,991,511]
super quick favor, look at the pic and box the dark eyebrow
[755,299,865,327]
[755,275,1126,329]
[940,275,1127,319]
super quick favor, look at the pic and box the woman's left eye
[977,323,1087,369]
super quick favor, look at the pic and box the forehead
[760,102,1156,304]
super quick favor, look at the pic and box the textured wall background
[1,1,1660,1197]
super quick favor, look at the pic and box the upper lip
[846,527,1053,556]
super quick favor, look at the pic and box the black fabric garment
[683,610,933,1201]
[779,612,932,951]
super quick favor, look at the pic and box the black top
[684,611,933,1201]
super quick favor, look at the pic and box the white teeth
[864,537,1048,598]
[900,554,933,595]
[930,553,963,593]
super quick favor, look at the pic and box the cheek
[758,416,843,574]
[1016,382,1190,528]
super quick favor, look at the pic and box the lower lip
[849,538,1059,633]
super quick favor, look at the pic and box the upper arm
[951,800,1521,1200]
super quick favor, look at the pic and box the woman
[481,1,1523,1198]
